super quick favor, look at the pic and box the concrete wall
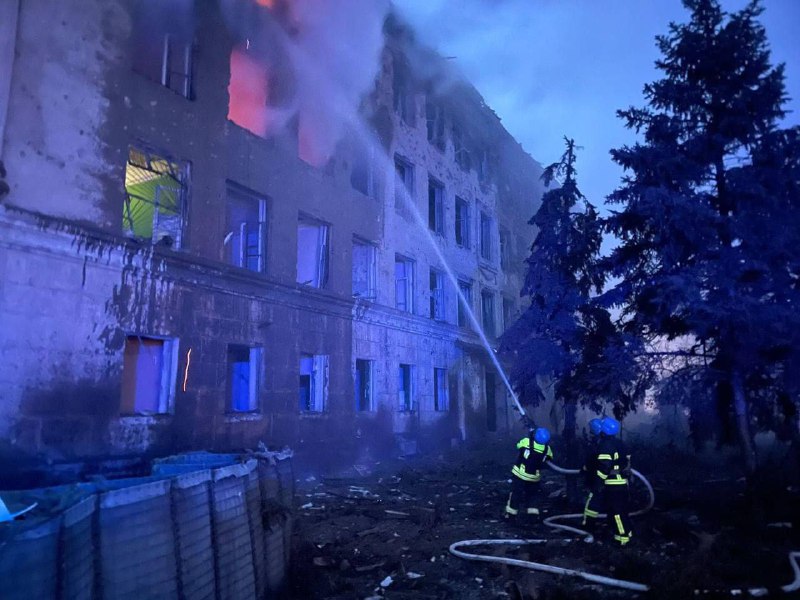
[0,1,544,472]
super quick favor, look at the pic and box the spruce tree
[501,138,641,450]
[603,0,800,475]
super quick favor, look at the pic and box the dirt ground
[288,439,800,599]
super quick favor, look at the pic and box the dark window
[481,290,495,337]
[455,197,470,248]
[457,280,473,328]
[352,240,377,300]
[453,124,471,171]
[297,217,329,288]
[395,256,415,313]
[351,150,377,199]
[428,178,444,234]
[228,345,262,412]
[429,269,445,321]
[132,30,193,99]
[398,364,414,411]
[426,100,446,151]
[299,354,328,412]
[124,147,188,248]
[121,335,178,415]
[225,183,267,272]
[393,58,413,124]
[480,212,492,261]
[355,359,373,412]
[434,368,449,411]
[394,155,414,208]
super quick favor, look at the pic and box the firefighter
[581,417,604,531]
[505,427,553,520]
[596,416,633,545]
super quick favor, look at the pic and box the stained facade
[0,1,545,473]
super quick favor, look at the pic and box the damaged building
[0,0,546,475]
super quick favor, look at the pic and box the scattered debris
[380,576,393,588]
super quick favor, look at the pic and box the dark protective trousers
[505,476,540,517]
[604,482,633,545]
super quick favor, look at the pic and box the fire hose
[449,463,800,595]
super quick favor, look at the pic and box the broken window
[394,155,414,209]
[455,197,470,248]
[503,297,516,332]
[429,268,445,321]
[453,124,471,172]
[299,354,329,412]
[457,279,473,328]
[481,290,496,337]
[426,100,446,151]
[124,147,188,248]
[499,227,511,270]
[228,345,262,413]
[395,255,415,313]
[228,45,270,137]
[398,364,415,412]
[480,211,493,262]
[351,149,377,199]
[434,368,449,412]
[132,31,193,99]
[392,57,414,124]
[355,359,374,412]
[352,239,377,300]
[297,216,329,288]
[120,335,178,415]
[477,149,491,184]
[225,183,267,272]
[428,178,444,234]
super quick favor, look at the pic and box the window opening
[355,359,374,412]
[480,211,493,261]
[434,368,449,411]
[352,239,377,300]
[225,183,267,272]
[299,354,329,412]
[121,335,178,414]
[395,255,415,313]
[429,268,445,321]
[428,178,444,234]
[228,345,262,412]
[455,197,470,248]
[398,364,414,411]
[297,217,329,288]
[124,147,188,247]
[481,290,496,337]
[457,280,473,328]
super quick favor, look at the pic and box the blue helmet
[601,417,620,436]
[588,418,603,436]
[533,427,550,444]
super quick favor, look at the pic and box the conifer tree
[501,139,642,448]
[602,0,800,475]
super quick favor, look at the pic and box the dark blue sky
[396,0,800,212]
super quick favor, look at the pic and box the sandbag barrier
[0,448,294,600]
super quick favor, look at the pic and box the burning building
[0,0,546,475]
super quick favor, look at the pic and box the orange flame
[228,45,272,138]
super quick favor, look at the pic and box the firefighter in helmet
[505,427,553,520]
[595,416,633,545]
[581,417,604,531]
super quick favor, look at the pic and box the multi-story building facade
[0,1,545,474]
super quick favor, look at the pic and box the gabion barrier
[0,449,294,600]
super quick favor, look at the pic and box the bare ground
[288,440,800,599]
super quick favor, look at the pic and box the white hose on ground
[449,465,800,595]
